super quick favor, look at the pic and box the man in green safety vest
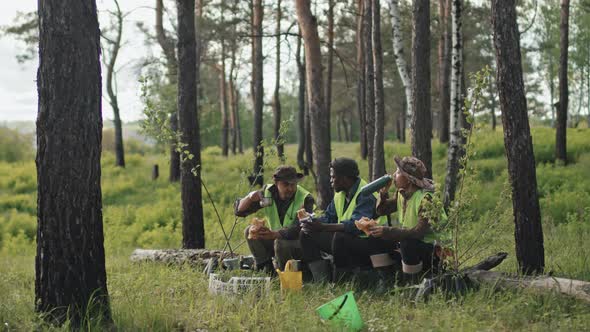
[299,157,388,283]
[370,156,447,284]
[235,165,314,273]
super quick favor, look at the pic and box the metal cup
[223,257,240,270]
[260,197,272,207]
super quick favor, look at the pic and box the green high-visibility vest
[263,184,311,231]
[333,178,387,226]
[396,189,447,243]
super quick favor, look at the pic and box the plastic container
[208,273,271,296]
[360,174,393,195]
[316,291,364,331]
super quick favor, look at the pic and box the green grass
[1,127,590,330]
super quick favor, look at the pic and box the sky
[0,0,160,123]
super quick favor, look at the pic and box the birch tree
[443,0,463,209]
[387,0,411,143]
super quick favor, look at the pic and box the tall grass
[0,127,589,330]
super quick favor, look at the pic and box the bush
[0,127,34,163]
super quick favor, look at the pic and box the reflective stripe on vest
[263,184,311,231]
[396,189,446,243]
[333,179,387,226]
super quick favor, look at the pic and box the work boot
[308,260,331,283]
[374,265,397,293]
[255,261,276,276]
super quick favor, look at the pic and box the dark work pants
[300,231,398,268]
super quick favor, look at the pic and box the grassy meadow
[1,126,590,330]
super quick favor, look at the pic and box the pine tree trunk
[272,0,284,159]
[556,0,569,164]
[549,56,555,127]
[177,0,205,249]
[372,0,386,179]
[388,0,411,143]
[36,0,111,326]
[220,38,229,156]
[438,0,451,143]
[251,0,264,186]
[443,0,462,209]
[325,0,335,128]
[357,0,368,158]
[411,0,433,178]
[296,0,333,209]
[491,0,545,275]
[156,0,180,182]
[229,47,237,154]
[296,32,307,173]
[364,0,375,180]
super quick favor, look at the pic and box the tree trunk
[251,0,264,186]
[296,32,307,173]
[220,39,229,157]
[357,0,368,158]
[156,0,180,182]
[443,0,462,209]
[326,0,335,129]
[272,0,284,159]
[229,44,237,154]
[103,0,125,168]
[305,82,314,174]
[177,0,205,249]
[372,0,386,179]
[364,0,375,180]
[438,0,451,143]
[556,0,569,164]
[489,75,497,130]
[549,56,555,127]
[296,0,333,209]
[491,0,545,275]
[337,112,343,141]
[236,88,244,154]
[411,0,432,178]
[36,0,111,326]
[388,0,411,143]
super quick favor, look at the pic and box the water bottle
[360,174,393,195]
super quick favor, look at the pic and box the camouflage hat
[272,165,304,184]
[393,156,435,191]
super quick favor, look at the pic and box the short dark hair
[329,157,359,179]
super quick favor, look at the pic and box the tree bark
[251,0,264,186]
[491,0,545,275]
[387,0,411,143]
[372,0,386,179]
[296,32,307,173]
[364,0,375,180]
[443,0,462,209]
[325,0,335,131]
[296,0,333,209]
[411,0,433,178]
[219,5,229,157]
[156,0,181,182]
[556,0,569,164]
[36,0,111,326]
[272,0,284,159]
[438,0,451,143]
[229,43,237,154]
[177,0,205,249]
[357,0,368,158]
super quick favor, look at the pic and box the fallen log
[130,249,237,266]
[467,270,590,304]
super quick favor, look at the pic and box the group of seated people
[234,156,447,285]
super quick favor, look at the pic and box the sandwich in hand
[355,217,377,236]
[248,217,267,239]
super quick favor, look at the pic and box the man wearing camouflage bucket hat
[369,156,447,284]
[235,165,315,273]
